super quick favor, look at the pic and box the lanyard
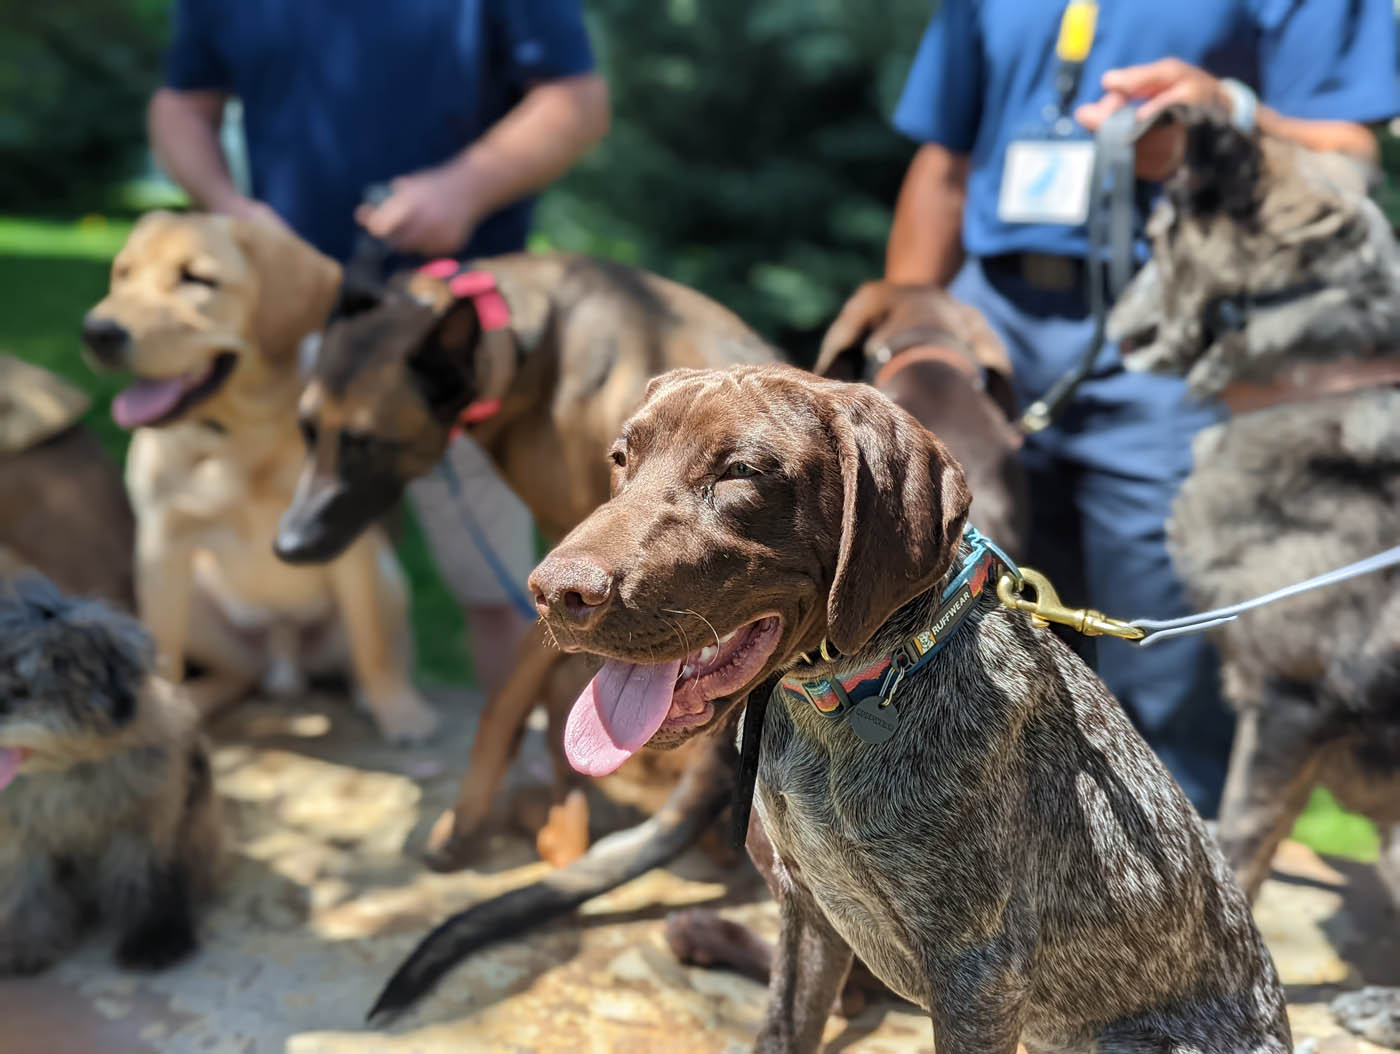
[1053,1,1100,121]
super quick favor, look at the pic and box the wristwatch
[1220,78,1259,134]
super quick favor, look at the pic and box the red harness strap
[418,258,512,434]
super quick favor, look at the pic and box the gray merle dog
[1112,106,1400,1048]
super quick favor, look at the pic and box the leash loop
[996,567,1146,640]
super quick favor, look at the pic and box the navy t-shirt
[894,0,1400,260]
[164,0,595,263]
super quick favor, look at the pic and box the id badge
[997,139,1095,226]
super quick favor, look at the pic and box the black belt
[982,252,1091,294]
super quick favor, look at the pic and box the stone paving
[0,688,1395,1054]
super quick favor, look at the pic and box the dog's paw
[0,943,61,977]
[422,809,480,873]
[536,788,590,868]
[115,916,198,971]
[1332,986,1400,1046]
[364,692,439,745]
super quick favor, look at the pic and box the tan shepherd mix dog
[276,253,778,867]
[82,211,437,743]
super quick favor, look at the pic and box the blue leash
[434,452,539,622]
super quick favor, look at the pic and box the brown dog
[523,364,1288,1053]
[278,252,778,867]
[82,212,436,743]
[0,355,134,609]
[812,280,1029,557]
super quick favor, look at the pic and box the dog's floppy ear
[229,217,343,360]
[824,385,972,655]
[814,281,891,381]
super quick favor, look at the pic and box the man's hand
[355,163,478,257]
[1075,58,1233,180]
[216,193,290,231]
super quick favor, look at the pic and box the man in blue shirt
[150,0,610,695]
[881,1,1398,813]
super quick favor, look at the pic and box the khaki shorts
[407,435,536,609]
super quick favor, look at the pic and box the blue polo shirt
[164,0,595,263]
[895,0,1400,260]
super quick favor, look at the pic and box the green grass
[0,215,1383,861]
[0,214,472,687]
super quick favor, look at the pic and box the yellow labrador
[82,211,436,742]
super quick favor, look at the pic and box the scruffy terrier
[0,574,222,974]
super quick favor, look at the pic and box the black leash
[728,672,781,851]
[1017,108,1168,433]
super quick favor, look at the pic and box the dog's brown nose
[529,556,615,629]
[81,315,130,366]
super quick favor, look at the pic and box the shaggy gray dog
[1112,107,1400,1048]
[0,573,222,974]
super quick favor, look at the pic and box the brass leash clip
[995,567,1146,641]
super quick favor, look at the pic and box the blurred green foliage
[536,0,932,358]
[0,3,168,211]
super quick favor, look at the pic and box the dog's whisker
[663,608,721,650]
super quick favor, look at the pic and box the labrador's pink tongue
[112,377,188,429]
[0,748,23,792]
[564,657,682,777]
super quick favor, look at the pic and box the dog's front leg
[926,934,1029,1054]
[327,532,438,744]
[1216,695,1323,901]
[751,826,853,1054]
[135,515,194,684]
[102,838,199,971]
[0,853,85,975]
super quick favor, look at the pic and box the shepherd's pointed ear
[824,386,971,655]
[406,297,481,417]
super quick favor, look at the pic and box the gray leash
[1131,545,1400,646]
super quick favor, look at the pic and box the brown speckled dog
[0,574,221,974]
[521,364,1289,1053]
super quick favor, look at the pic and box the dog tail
[367,737,735,1023]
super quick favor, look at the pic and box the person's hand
[355,164,479,257]
[1075,59,1233,181]
[213,193,290,232]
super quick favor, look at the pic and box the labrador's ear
[824,385,971,656]
[813,281,892,381]
[230,217,343,360]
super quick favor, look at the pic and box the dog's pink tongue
[112,378,188,429]
[564,658,682,777]
[0,748,24,792]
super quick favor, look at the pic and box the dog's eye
[179,266,219,289]
[719,462,758,481]
[299,419,318,449]
[339,431,396,471]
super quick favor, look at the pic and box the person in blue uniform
[150,0,610,695]
[883,0,1399,813]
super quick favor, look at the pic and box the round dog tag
[847,696,899,744]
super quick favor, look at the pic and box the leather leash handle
[1018,107,1181,435]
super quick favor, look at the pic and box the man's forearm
[1257,108,1379,168]
[885,144,969,286]
[147,87,242,211]
[445,73,610,228]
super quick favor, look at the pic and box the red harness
[418,258,513,434]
